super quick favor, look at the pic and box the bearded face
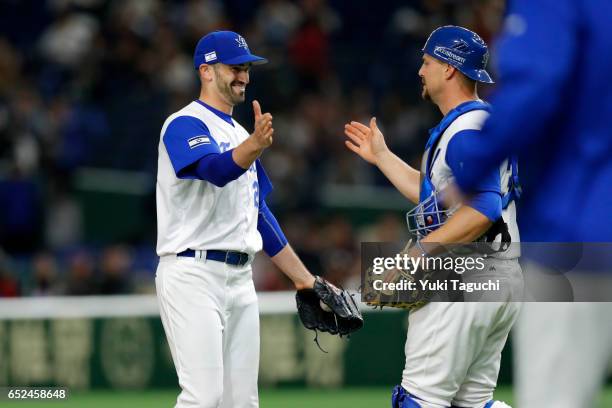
[421,77,431,101]
[213,64,250,105]
[418,54,445,103]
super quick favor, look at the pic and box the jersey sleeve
[466,191,502,222]
[446,129,501,194]
[162,115,221,178]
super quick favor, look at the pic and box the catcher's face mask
[406,189,458,238]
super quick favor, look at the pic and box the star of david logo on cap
[235,35,249,51]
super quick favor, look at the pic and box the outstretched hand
[251,100,274,149]
[344,117,388,165]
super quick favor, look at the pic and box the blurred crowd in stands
[0,0,503,296]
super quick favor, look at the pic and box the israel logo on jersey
[188,135,211,149]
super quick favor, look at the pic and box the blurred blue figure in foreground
[451,1,612,407]
[455,0,612,242]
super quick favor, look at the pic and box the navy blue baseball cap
[193,31,268,70]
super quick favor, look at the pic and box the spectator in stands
[98,245,134,295]
[64,250,98,295]
[30,252,61,296]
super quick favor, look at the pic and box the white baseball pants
[156,256,259,408]
[402,258,522,408]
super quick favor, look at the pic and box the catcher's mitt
[362,241,435,311]
[296,276,363,340]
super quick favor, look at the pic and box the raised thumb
[370,117,377,130]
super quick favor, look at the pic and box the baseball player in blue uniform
[345,26,521,408]
[155,31,316,408]
[450,1,612,407]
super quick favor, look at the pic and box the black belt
[177,249,250,266]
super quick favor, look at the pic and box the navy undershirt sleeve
[185,149,247,186]
[257,200,288,257]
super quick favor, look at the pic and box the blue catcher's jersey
[453,0,612,242]
[414,100,521,259]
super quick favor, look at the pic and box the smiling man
[154,31,319,408]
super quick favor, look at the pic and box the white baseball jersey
[156,100,262,256]
[428,107,520,258]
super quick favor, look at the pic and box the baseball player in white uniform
[344,26,522,408]
[155,31,315,408]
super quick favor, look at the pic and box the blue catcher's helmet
[422,25,494,84]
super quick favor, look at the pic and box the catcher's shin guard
[484,401,512,408]
[391,385,423,408]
